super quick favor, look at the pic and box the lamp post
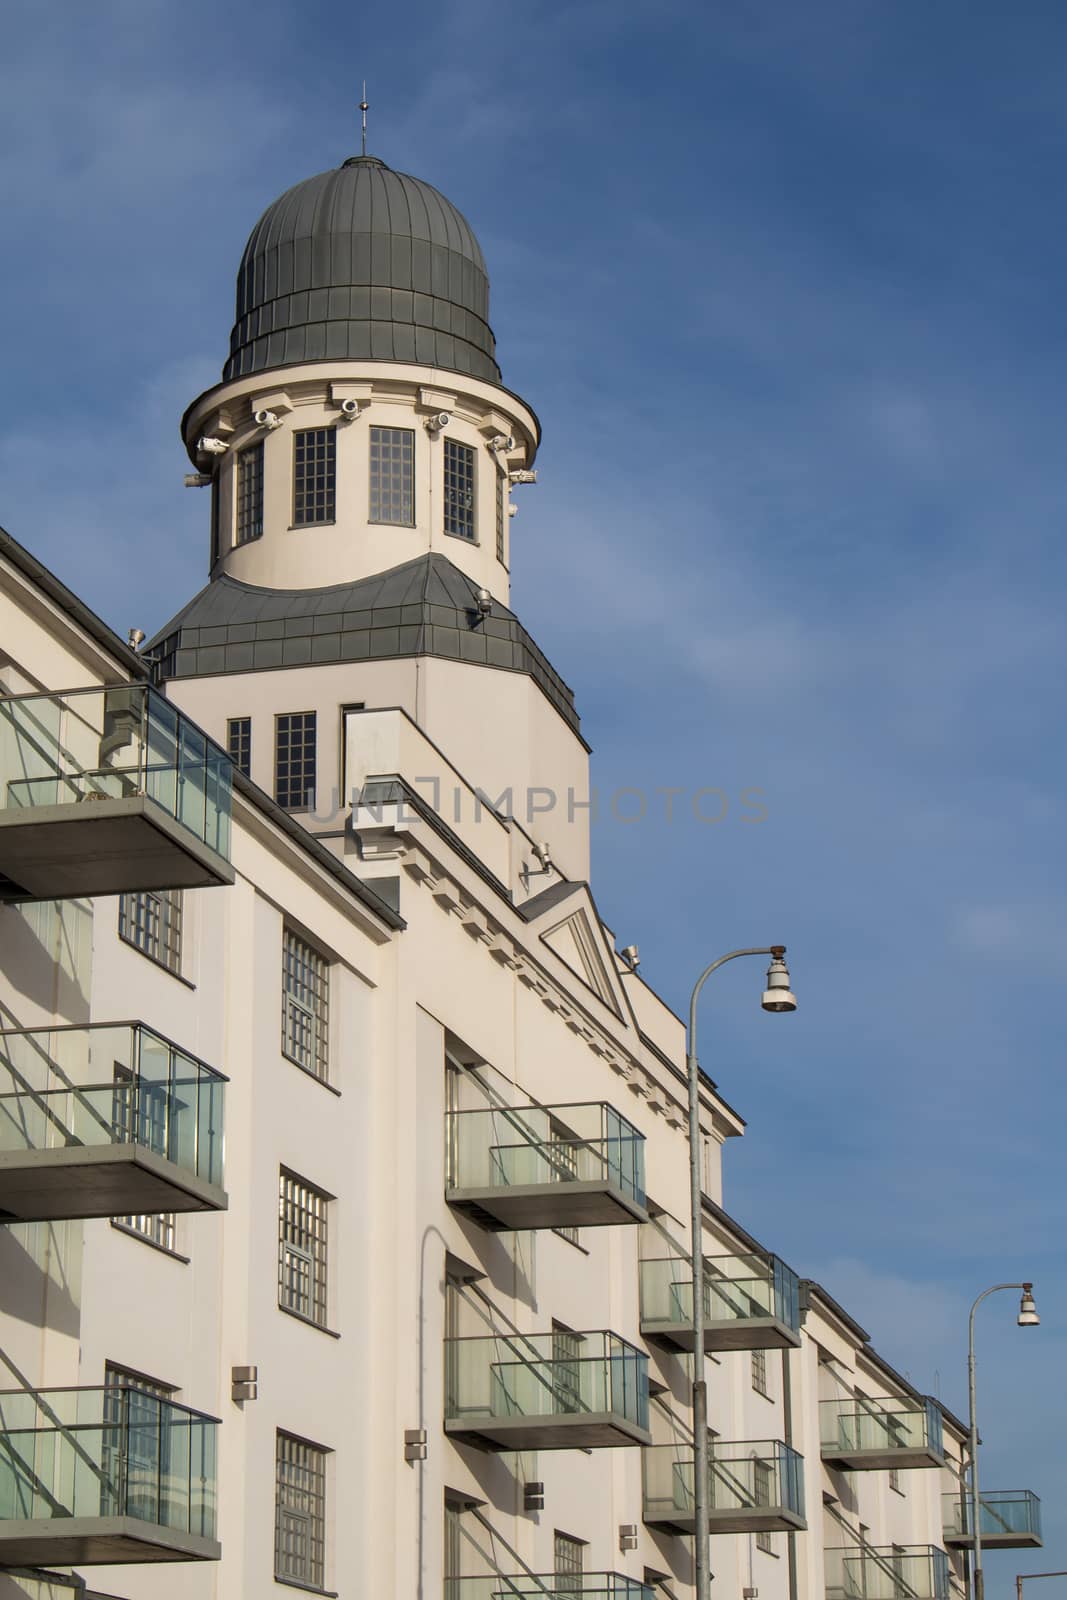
[687,945,797,1600]
[968,1282,1040,1600]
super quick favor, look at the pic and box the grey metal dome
[224,155,499,383]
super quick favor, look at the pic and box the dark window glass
[119,889,182,976]
[278,1170,329,1327]
[275,1431,327,1588]
[227,717,251,779]
[369,426,415,524]
[496,470,505,562]
[236,442,265,544]
[443,438,476,540]
[275,712,316,810]
[293,429,336,526]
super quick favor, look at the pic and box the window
[889,1465,903,1495]
[275,712,316,810]
[279,1169,330,1327]
[550,1115,579,1247]
[551,1321,583,1413]
[236,441,264,544]
[113,1210,177,1253]
[227,716,251,778]
[275,1431,327,1589]
[495,469,505,562]
[554,1531,584,1595]
[118,889,182,976]
[282,929,330,1081]
[103,1363,176,1522]
[443,438,476,540]
[444,1502,463,1581]
[751,1347,769,1397]
[756,1530,774,1555]
[369,426,414,525]
[210,475,220,566]
[753,1455,774,1552]
[293,428,336,526]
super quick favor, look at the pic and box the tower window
[227,717,251,778]
[496,469,505,562]
[236,441,264,544]
[443,438,476,541]
[293,428,336,526]
[369,426,414,525]
[275,712,316,811]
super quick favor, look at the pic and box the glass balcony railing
[445,1577,653,1600]
[0,1571,121,1600]
[0,684,232,899]
[820,1396,944,1468]
[639,1254,800,1351]
[943,1490,1042,1547]
[643,1441,806,1533]
[0,1023,225,1221]
[825,1546,951,1600]
[0,1386,219,1565]
[446,1101,646,1230]
[445,1330,650,1449]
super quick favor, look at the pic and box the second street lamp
[968,1282,1040,1600]
[687,945,797,1600]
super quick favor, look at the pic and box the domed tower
[154,150,590,884]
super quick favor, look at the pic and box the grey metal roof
[146,555,583,739]
[224,156,499,383]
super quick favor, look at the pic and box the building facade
[0,148,1042,1600]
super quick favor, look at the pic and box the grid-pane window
[443,438,476,540]
[444,1503,463,1581]
[210,475,220,566]
[275,1431,327,1589]
[275,712,316,810]
[113,1210,177,1252]
[236,441,264,544]
[279,1170,329,1327]
[282,929,330,1080]
[496,470,505,562]
[751,1346,769,1396]
[369,426,414,525]
[551,1116,579,1247]
[119,889,182,976]
[552,1322,582,1414]
[554,1531,584,1595]
[227,716,251,778]
[753,1457,773,1552]
[293,428,336,525]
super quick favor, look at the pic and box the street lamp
[968,1282,1040,1600]
[687,945,797,1600]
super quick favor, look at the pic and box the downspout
[782,1345,799,1600]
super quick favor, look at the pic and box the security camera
[620,944,640,971]
[508,502,518,518]
[339,397,362,418]
[424,412,451,433]
[486,433,514,452]
[184,473,213,488]
[197,436,229,456]
[127,628,146,651]
[532,841,553,871]
[508,469,537,485]
[253,410,282,430]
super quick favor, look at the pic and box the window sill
[752,1386,774,1402]
[110,1220,190,1264]
[443,531,479,545]
[282,1052,341,1097]
[368,518,416,529]
[275,1578,338,1598]
[279,1304,341,1340]
[552,1228,589,1255]
[288,521,337,531]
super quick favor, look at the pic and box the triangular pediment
[521,882,630,1022]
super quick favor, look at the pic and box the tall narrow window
[369,426,414,525]
[210,474,220,566]
[104,1364,176,1524]
[119,889,182,976]
[282,928,330,1081]
[112,1209,177,1253]
[275,711,316,810]
[275,1431,327,1589]
[444,1502,463,1582]
[443,438,476,540]
[550,1115,580,1247]
[495,469,505,562]
[554,1531,585,1595]
[279,1169,330,1327]
[236,441,264,544]
[751,1346,769,1397]
[551,1321,583,1414]
[293,428,336,525]
[227,716,251,778]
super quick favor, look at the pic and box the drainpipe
[782,1345,799,1600]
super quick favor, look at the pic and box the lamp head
[1018,1284,1040,1327]
[761,946,797,1013]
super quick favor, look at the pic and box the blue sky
[3,0,1065,1583]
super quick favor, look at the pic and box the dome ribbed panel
[224,157,498,381]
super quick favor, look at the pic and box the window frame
[275,1429,329,1590]
[751,1346,770,1398]
[443,437,477,542]
[227,716,251,779]
[118,888,183,978]
[275,711,317,812]
[236,439,265,546]
[282,928,330,1083]
[278,1168,331,1330]
[368,425,415,526]
[292,427,337,527]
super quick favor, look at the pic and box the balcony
[643,1440,806,1535]
[0,1572,124,1599]
[825,1546,951,1600]
[446,1101,648,1231]
[0,685,233,901]
[943,1490,1042,1549]
[0,1024,226,1223]
[640,1254,800,1353]
[445,1577,653,1600]
[0,1386,219,1565]
[444,1330,651,1451]
[820,1396,944,1470]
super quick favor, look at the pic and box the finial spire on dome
[359,81,369,158]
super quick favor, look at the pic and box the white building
[0,146,1042,1600]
